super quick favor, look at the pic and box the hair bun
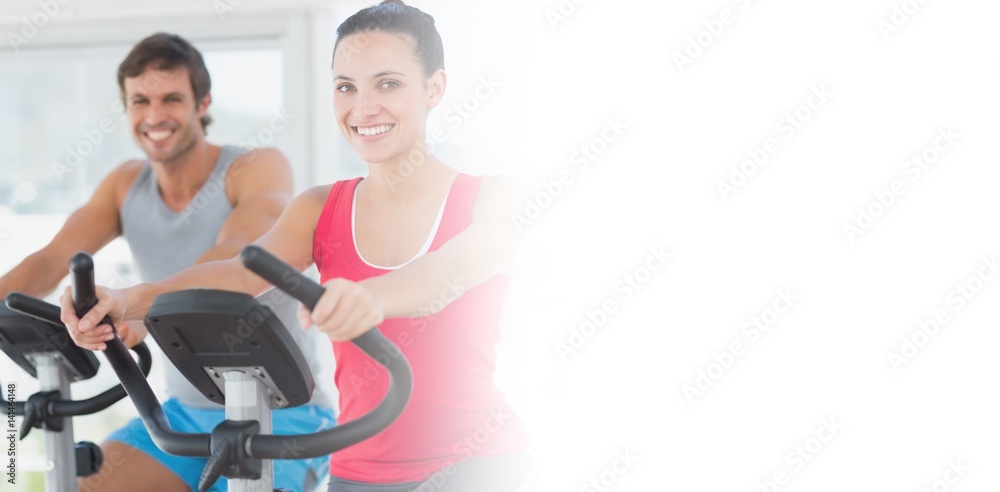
[335,0,445,74]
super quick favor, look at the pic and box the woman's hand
[118,320,149,349]
[299,278,384,342]
[59,285,137,351]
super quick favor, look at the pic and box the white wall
[1,0,532,185]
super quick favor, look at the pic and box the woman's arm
[307,176,525,341]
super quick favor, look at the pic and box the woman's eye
[380,81,399,90]
[336,84,355,93]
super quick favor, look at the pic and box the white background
[3,0,1000,491]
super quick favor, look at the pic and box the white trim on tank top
[352,181,448,270]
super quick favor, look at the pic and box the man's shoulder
[107,159,148,193]
[82,159,148,212]
[221,146,294,201]
[224,146,292,183]
[113,158,147,174]
[228,146,290,171]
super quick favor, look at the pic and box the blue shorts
[108,398,336,492]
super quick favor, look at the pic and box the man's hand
[59,285,136,351]
[119,320,149,349]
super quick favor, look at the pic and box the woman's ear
[426,69,447,110]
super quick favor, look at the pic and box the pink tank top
[313,174,530,483]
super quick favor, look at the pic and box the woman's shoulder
[299,178,363,203]
[300,184,335,203]
[468,174,527,202]
[449,174,527,221]
[453,173,525,192]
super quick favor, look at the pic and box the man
[0,33,334,491]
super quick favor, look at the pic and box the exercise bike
[7,246,413,492]
[0,300,152,492]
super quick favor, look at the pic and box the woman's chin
[353,147,396,166]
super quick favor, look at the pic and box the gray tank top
[120,145,330,409]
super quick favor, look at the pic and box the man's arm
[61,148,296,348]
[63,184,329,350]
[0,162,140,299]
[193,147,294,265]
[362,175,526,318]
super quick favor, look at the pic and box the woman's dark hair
[334,0,445,77]
[118,32,213,133]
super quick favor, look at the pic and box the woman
[63,1,533,490]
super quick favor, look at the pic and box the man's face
[123,65,209,164]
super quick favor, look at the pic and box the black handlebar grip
[240,245,325,310]
[241,245,414,459]
[70,252,99,316]
[4,293,154,417]
[5,292,64,327]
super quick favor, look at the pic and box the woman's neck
[363,155,456,206]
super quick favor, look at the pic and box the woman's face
[332,30,445,165]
